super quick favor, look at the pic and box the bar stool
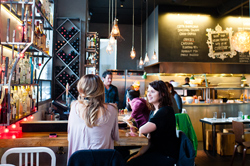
[230,121,250,166]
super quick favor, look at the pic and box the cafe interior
[1,0,250,165]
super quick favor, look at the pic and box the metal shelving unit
[0,0,53,126]
[85,32,100,75]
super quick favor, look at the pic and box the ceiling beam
[217,0,248,17]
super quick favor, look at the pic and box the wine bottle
[26,86,31,114]
[18,86,23,117]
[1,57,6,84]
[10,87,15,121]
[30,57,34,84]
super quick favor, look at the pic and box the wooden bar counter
[0,130,148,148]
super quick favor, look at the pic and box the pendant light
[152,0,157,60]
[130,0,136,59]
[106,0,113,54]
[106,43,113,54]
[111,0,120,37]
[139,57,144,66]
[231,2,250,53]
[144,0,149,64]
[109,35,116,45]
[139,0,144,68]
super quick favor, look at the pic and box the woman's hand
[127,152,140,162]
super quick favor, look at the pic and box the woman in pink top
[67,74,119,160]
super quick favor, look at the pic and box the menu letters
[211,33,230,53]
[177,20,200,57]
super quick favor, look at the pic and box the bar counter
[0,130,148,148]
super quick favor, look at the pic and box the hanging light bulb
[109,35,116,45]
[152,0,157,60]
[106,43,113,54]
[152,50,157,60]
[144,0,150,64]
[111,19,120,37]
[130,0,136,60]
[130,46,136,59]
[139,57,144,66]
[144,52,149,63]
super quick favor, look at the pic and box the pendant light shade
[231,3,250,53]
[106,0,114,54]
[130,0,136,60]
[152,0,157,60]
[130,47,136,59]
[111,19,120,37]
[152,51,157,60]
[144,0,149,64]
[231,31,250,53]
[106,43,113,54]
[139,56,144,66]
[144,52,149,63]
[109,35,116,45]
[138,0,143,68]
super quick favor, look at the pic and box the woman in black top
[127,80,179,166]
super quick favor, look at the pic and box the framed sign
[206,24,236,60]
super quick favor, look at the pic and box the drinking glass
[238,111,243,120]
[221,112,226,121]
[213,112,217,120]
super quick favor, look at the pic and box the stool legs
[242,147,247,166]
[230,144,238,166]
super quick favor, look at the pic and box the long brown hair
[77,74,106,127]
[165,82,177,96]
[147,80,172,110]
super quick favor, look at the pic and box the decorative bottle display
[85,32,100,75]
[8,85,36,122]
[35,21,41,48]
[0,0,53,126]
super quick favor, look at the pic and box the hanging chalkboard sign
[206,24,236,60]
[211,33,230,52]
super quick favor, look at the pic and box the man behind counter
[102,71,119,106]
[184,77,196,96]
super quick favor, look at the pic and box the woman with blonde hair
[67,74,119,160]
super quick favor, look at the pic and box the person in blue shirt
[102,71,119,106]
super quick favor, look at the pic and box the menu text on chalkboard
[206,24,236,60]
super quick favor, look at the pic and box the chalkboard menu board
[211,33,230,53]
[158,12,250,63]
[206,24,236,60]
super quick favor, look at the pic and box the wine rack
[54,18,81,101]
[85,32,100,75]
